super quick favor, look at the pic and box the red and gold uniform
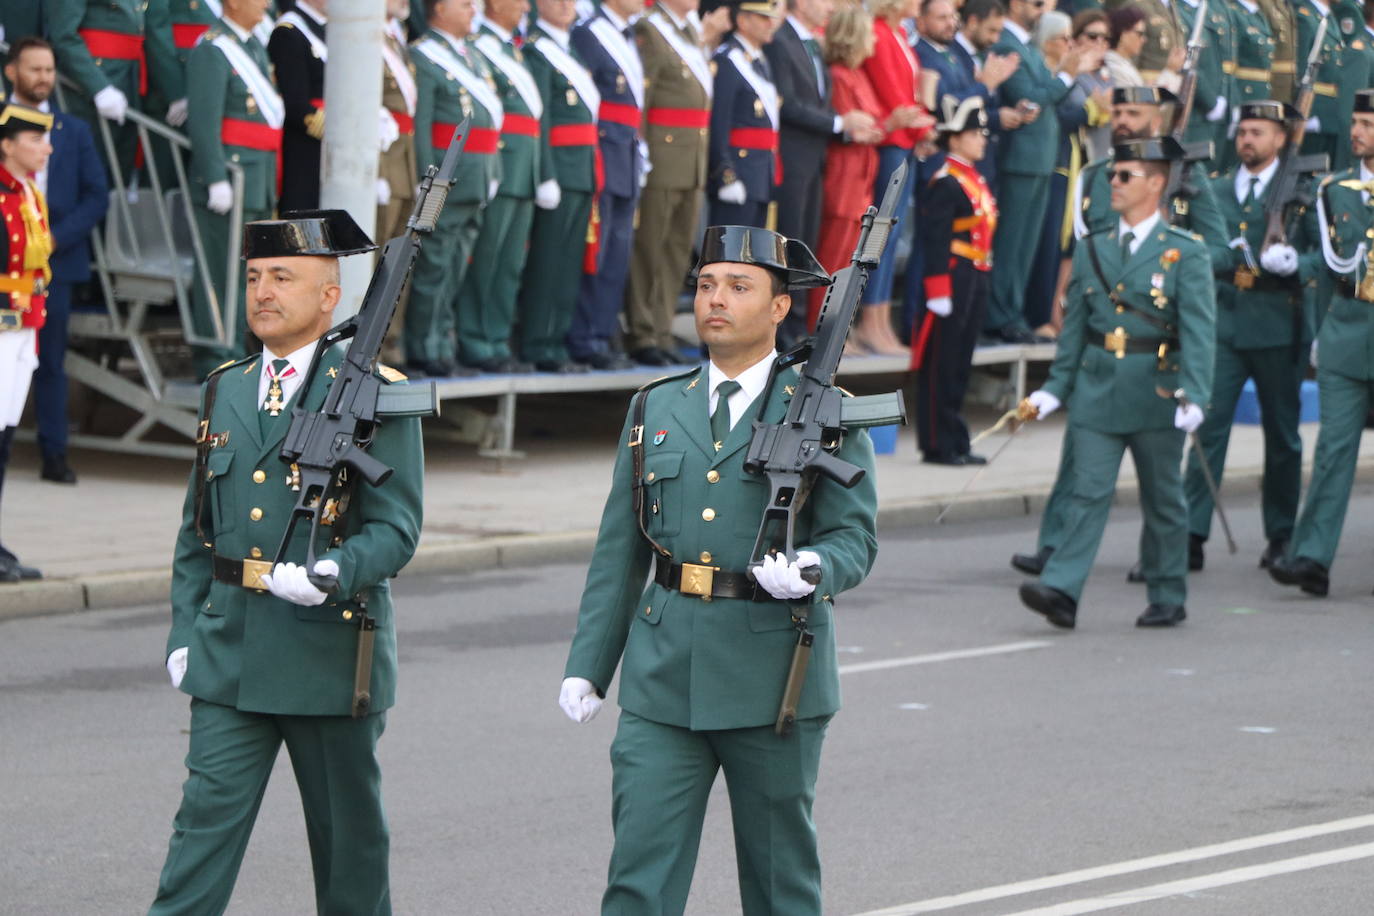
[0,163,54,335]
[912,153,997,463]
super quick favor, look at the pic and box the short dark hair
[1143,160,1169,181]
[919,0,951,16]
[1071,9,1108,39]
[6,36,53,68]
[424,0,443,21]
[962,0,1006,24]
[1108,5,1146,47]
[769,269,787,298]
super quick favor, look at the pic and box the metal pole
[320,0,386,320]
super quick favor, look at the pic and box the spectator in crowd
[1072,9,1114,162]
[1103,5,1180,91]
[857,0,934,355]
[983,0,1080,344]
[706,0,784,230]
[517,0,600,373]
[625,0,712,367]
[808,3,883,327]
[0,103,55,582]
[766,0,878,347]
[1103,0,1182,87]
[953,0,1023,191]
[698,1,734,51]
[270,0,329,212]
[184,0,281,378]
[407,0,502,378]
[568,0,646,370]
[378,0,419,368]
[5,38,108,484]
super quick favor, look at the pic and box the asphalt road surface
[4,483,1374,915]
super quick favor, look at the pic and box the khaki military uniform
[377,20,419,364]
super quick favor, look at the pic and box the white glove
[926,296,952,317]
[378,108,400,151]
[753,550,820,601]
[1026,389,1061,419]
[488,178,500,201]
[1310,339,1318,369]
[1205,96,1227,123]
[535,178,562,210]
[717,180,747,205]
[1260,243,1299,276]
[639,140,652,188]
[1174,402,1204,433]
[259,559,340,607]
[1306,116,1321,133]
[206,180,234,214]
[93,85,128,124]
[376,177,392,206]
[166,97,189,127]
[166,647,188,688]
[559,676,603,723]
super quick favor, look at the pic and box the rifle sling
[629,388,673,560]
[1084,235,1177,335]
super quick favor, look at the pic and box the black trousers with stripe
[914,261,989,460]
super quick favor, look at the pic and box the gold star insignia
[784,385,795,396]
[714,440,723,451]
[327,367,338,378]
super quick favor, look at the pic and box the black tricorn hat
[694,225,831,289]
[1112,135,1185,163]
[1111,86,1178,106]
[1237,100,1300,123]
[936,94,989,135]
[242,209,378,260]
[1356,90,1374,115]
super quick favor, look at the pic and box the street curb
[5,459,1372,620]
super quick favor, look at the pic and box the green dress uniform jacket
[1105,0,1183,83]
[1225,0,1277,171]
[46,0,183,102]
[1295,0,1355,170]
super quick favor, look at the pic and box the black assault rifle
[1164,1,1213,223]
[743,162,908,735]
[1262,14,1329,253]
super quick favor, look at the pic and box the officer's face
[1108,159,1164,215]
[1352,112,1374,161]
[1235,120,1286,169]
[0,129,52,177]
[695,263,790,357]
[537,0,578,31]
[434,0,477,35]
[735,11,781,46]
[1110,103,1162,142]
[487,0,530,29]
[3,48,55,105]
[948,127,988,163]
[245,256,342,353]
[225,0,270,27]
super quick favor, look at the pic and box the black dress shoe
[40,455,77,484]
[1010,545,1053,576]
[1136,603,1186,627]
[960,452,988,465]
[997,325,1038,345]
[1269,555,1329,597]
[465,356,533,374]
[0,554,41,582]
[1126,562,1146,584]
[1259,538,1288,570]
[1019,582,1077,629]
[1189,533,1205,571]
[922,452,966,466]
[577,352,637,371]
[631,347,673,367]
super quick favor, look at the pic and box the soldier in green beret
[149,210,424,915]
[560,225,878,914]
[1270,89,1374,597]
[1018,137,1216,629]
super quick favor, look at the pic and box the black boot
[1188,533,1205,571]
[40,453,77,484]
[1019,582,1078,629]
[1268,556,1329,597]
[1136,604,1186,627]
[1010,545,1053,576]
[1259,538,1288,570]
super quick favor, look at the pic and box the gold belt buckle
[679,562,717,597]
[242,558,273,591]
[1105,328,1128,358]
[1234,268,1256,290]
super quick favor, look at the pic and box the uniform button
[250,547,262,558]
[738,149,747,158]
[702,508,716,521]
[250,507,263,521]
[645,605,652,615]
[342,610,353,621]
[252,470,266,483]
[665,133,674,143]
[647,471,656,481]
[706,470,720,483]
[699,551,712,563]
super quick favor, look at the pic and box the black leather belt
[654,560,775,602]
[1099,331,1180,357]
[1225,271,1298,294]
[212,553,273,590]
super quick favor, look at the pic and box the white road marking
[1238,726,1277,734]
[838,641,1052,676]
[851,813,1374,915]
[1002,842,1374,916]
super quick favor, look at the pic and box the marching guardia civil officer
[626,0,713,367]
[1185,100,1320,573]
[1019,137,1216,630]
[1220,0,1276,171]
[149,211,423,915]
[184,0,283,378]
[1011,86,1226,579]
[407,0,503,377]
[1270,89,1374,597]
[559,225,878,914]
[462,0,542,373]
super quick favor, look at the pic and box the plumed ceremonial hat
[1111,135,1186,163]
[936,94,988,135]
[695,225,832,289]
[1111,86,1178,106]
[242,209,378,260]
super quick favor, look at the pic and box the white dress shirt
[708,349,777,431]
[1117,211,1162,256]
[1235,156,1279,204]
[257,340,318,408]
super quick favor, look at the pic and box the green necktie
[1120,231,1134,261]
[710,380,741,450]
[262,358,293,415]
[803,37,825,93]
[1243,176,1260,206]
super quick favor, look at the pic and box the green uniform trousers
[604,710,829,916]
[406,201,482,364]
[1041,424,1189,606]
[626,187,701,354]
[1289,367,1374,567]
[190,201,270,378]
[458,193,533,364]
[518,189,592,365]
[150,698,389,916]
[986,174,1050,333]
[1186,343,1304,543]
[1037,425,1150,564]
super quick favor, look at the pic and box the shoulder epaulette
[637,365,700,392]
[206,354,253,380]
[931,164,951,181]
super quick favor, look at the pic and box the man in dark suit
[268,0,328,212]
[4,37,108,484]
[764,0,877,346]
